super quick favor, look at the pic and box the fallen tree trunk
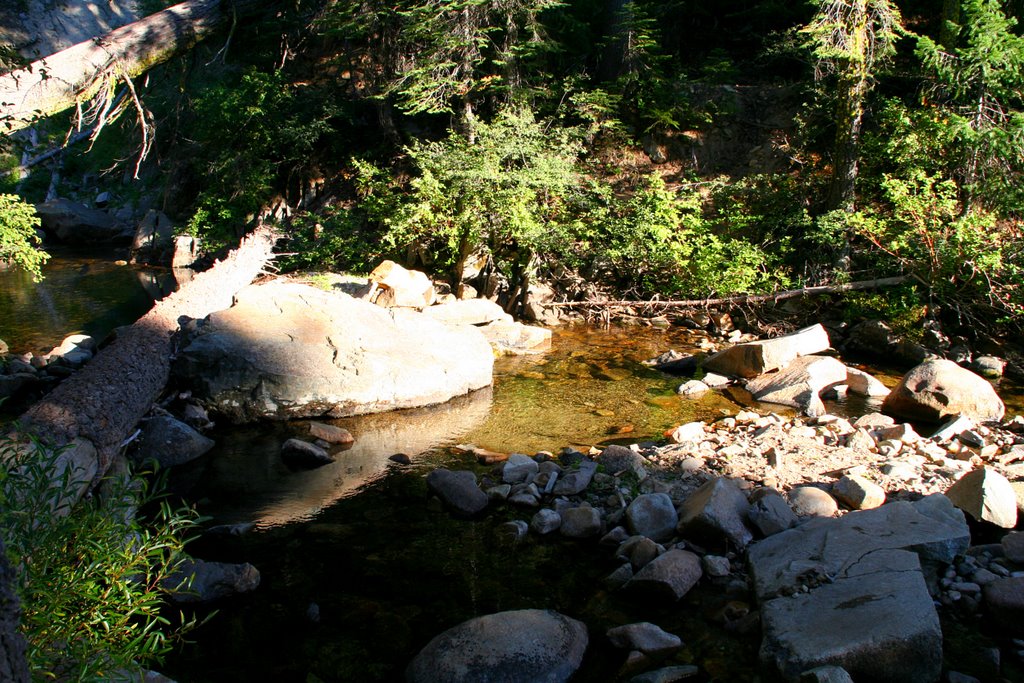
[545,276,911,310]
[0,0,266,134]
[15,226,278,483]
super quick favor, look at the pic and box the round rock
[625,493,679,543]
[788,486,838,518]
[560,506,603,538]
[406,609,588,683]
[832,474,886,510]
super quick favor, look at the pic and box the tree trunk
[0,0,268,134]
[0,537,29,683]
[16,226,278,485]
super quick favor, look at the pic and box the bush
[0,194,48,281]
[0,436,200,680]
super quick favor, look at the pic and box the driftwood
[544,276,910,311]
[16,225,278,482]
[0,0,267,134]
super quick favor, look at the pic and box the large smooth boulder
[35,198,129,244]
[704,324,831,379]
[406,609,588,683]
[881,359,1004,423]
[173,281,493,422]
[744,355,848,413]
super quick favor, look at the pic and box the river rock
[560,506,603,538]
[703,324,831,379]
[552,459,598,496]
[844,366,889,397]
[944,467,1018,528]
[606,622,682,658]
[426,469,488,517]
[971,355,1006,379]
[670,421,706,444]
[845,427,876,451]
[677,477,753,547]
[626,493,679,543]
[421,298,513,326]
[531,508,562,535]
[881,359,1004,423]
[788,486,838,518]
[503,453,539,484]
[165,558,260,604]
[171,235,199,268]
[625,549,703,601]
[368,260,435,309]
[748,489,799,537]
[599,445,647,479]
[406,609,588,683]
[281,438,334,468]
[35,198,128,244]
[479,320,553,355]
[1002,531,1024,564]
[308,422,354,445]
[832,474,885,510]
[173,280,493,422]
[130,209,175,264]
[982,576,1024,634]
[130,415,214,468]
[799,666,854,683]
[618,536,662,571]
[744,355,848,413]
[677,380,709,396]
[629,665,699,683]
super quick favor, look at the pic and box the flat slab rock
[748,496,969,682]
[405,609,588,683]
[703,324,831,379]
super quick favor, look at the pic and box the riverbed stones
[629,665,700,683]
[552,459,598,496]
[308,422,354,445]
[626,493,679,542]
[531,508,562,535]
[35,198,129,244]
[982,576,1024,634]
[944,467,1018,528]
[1002,531,1024,563]
[560,506,603,538]
[607,622,682,658]
[130,415,214,468]
[750,498,970,682]
[882,359,1005,423]
[600,444,647,479]
[748,490,799,537]
[703,324,831,379]
[832,474,886,510]
[788,486,838,518]
[744,355,848,413]
[426,469,488,517]
[503,453,539,484]
[799,666,855,683]
[677,477,753,548]
[405,609,588,683]
[165,558,261,604]
[173,280,493,422]
[844,367,889,397]
[625,549,703,601]
[281,438,333,468]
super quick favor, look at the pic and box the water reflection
[0,249,175,353]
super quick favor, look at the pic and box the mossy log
[16,226,278,486]
[0,0,264,133]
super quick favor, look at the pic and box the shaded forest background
[3,0,1024,339]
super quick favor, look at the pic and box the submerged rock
[406,609,588,683]
[173,280,493,422]
[130,416,214,468]
[165,559,260,604]
[426,469,488,517]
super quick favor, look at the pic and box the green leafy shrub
[0,193,49,281]
[0,436,200,680]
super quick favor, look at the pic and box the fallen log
[544,276,911,310]
[15,225,279,484]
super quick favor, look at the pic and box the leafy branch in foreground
[0,435,200,681]
[0,194,48,282]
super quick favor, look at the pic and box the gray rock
[559,506,603,538]
[702,555,731,577]
[368,260,436,309]
[497,520,529,544]
[165,559,260,604]
[606,622,682,657]
[844,319,895,355]
[173,281,493,422]
[531,509,562,535]
[35,198,128,244]
[406,609,588,683]
[832,475,886,510]
[677,477,753,548]
[1002,531,1024,564]
[171,235,199,268]
[845,428,876,452]
[759,549,941,683]
[982,576,1024,635]
[677,380,709,396]
[508,483,542,507]
[669,421,706,444]
[799,665,854,683]
[626,493,679,543]
[131,415,215,468]
[618,536,662,571]
[552,459,598,496]
[945,467,1018,528]
[972,355,1006,379]
[703,324,831,379]
[503,453,539,484]
[628,665,699,683]
[749,490,799,537]
[281,438,334,468]
[129,209,175,263]
[626,549,703,601]
[744,355,848,413]
[599,444,647,479]
[853,413,895,430]
[882,359,1004,423]
[308,422,354,445]
[478,320,553,355]
[605,563,635,589]
[788,486,838,518]
[487,484,512,501]
[844,367,890,397]
[426,469,488,517]
[421,298,512,326]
